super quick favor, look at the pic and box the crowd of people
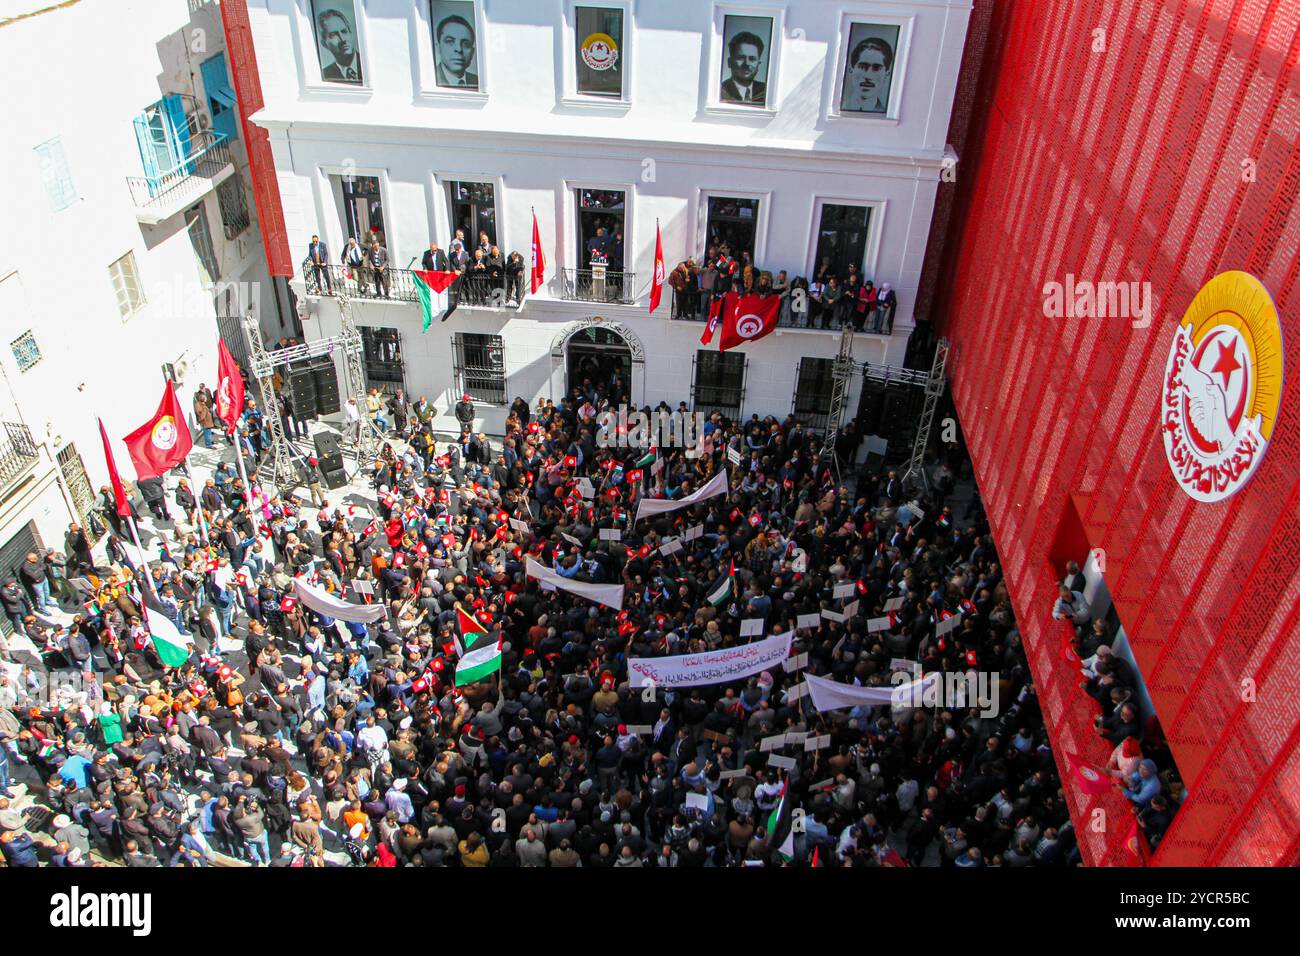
[1055,566,1182,853]
[0,350,1097,869]
[668,244,898,334]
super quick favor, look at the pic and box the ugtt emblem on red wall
[1161,271,1284,503]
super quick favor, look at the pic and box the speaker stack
[313,432,348,489]
[288,357,341,419]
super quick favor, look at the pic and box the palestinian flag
[456,606,493,655]
[634,447,658,469]
[707,560,735,607]
[766,776,795,863]
[142,591,193,668]
[412,270,460,331]
[455,637,502,687]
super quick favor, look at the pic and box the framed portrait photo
[430,0,480,90]
[718,15,774,107]
[839,22,901,116]
[310,0,364,85]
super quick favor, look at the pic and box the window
[453,332,505,404]
[834,19,905,118]
[333,174,385,246]
[185,204,220,286]
[10,331,41,372]
[814,204,872,281]
[362,326,406,391]
[109,252,146,319]
[792,357,835,431]
[133,95,198,188]
[717,15,774,107]
[694,350,746,421]
[34,137,77,211]
[200,52,240,143]
[705,196,759,261]
[576,188,625,268]
[446,180,497,249]
[217,174,251,239]
[574,6,624,97]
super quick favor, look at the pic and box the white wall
[0,0,272,540]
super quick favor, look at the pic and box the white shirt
[357,724,389,752]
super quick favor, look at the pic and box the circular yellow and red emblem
[1161,271,1284,503]
[581,33,619,71]
[151,415,179,451]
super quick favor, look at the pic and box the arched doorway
[550,318,645,406]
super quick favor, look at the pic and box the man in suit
[306,235,332,293]
[318,8,363,84]
[435,14,478,89]
[342,236,368,294]
[720,31,767,105]
[422,241,449,272]
[367,239,391,298]
[842,35,894,113]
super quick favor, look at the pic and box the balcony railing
[0,422,40,490]
[303,263,525,310]
[561,268,637,305]
[667,289,896,335]
[127,130,232,210]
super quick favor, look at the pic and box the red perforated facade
[937,0,1300,865]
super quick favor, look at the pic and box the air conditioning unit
[196,112,211,131]
[173,357,190,382]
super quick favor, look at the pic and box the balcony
[666,289,896,335]
[0,422,40,492]
[303,263,525,311]
[127,129,234,225]
[561,267,637,305]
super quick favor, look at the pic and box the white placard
[785,681,808,702]
[782,652,809,673]
[727,446,742,464]
[890,658,922,677]
[908,501,925,521]
[821,609,845,623]
[509,518,531,534]
[740,618,764,637]
[796,613,822,630]
[685,792,710,811]
[659,538,682,556]
[576,478,595,498]
[867,616,892,633]
[599,528,621,541]
[561,533,583,547]
[684,524,703,541]
[804,734,831,752]
[843,600,860,619]
[833,583,855,599]
[936,614,961,637]
[350,579,374,596]
[625,724,653,735]
[767,754,797,771]
[783,731,809,744]
[760,734,784,752]
[718,769,748,781]
[884,596,904,612]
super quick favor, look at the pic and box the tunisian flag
[718,293,780,352]
[1064,752,1111,795]
[648,222,665,313]
[701,292,736,346]
[123,381,193,480]
[215,339,245,433]
[98,418,131,518]
[530,211,546,294]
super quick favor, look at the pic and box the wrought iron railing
[669,288,896,334]
[303,263,525,310]
[0,422,40,490]
[561,268,637,305]
[127,130,232,208]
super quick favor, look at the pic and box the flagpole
[230,424,259,534]
[183,456,210,542]
[125,514,157,598]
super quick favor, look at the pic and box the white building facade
[244,0,966,435]
[0,0,274,588]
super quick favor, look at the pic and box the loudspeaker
[857,382,887,433]
[313,432,342,460]
[312,362,341,416]
[323,467,350,490]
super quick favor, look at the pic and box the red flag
[649,222,665,313]
[97,419,131,518]
[215,339,245,433]
[1125,816,1148,864]
[122,381,194,480]
[530,211,546,294]
[1061,633,1081,664]
[701,292,736,346]
[719,293,780,352]
[1065,752,1111,795]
